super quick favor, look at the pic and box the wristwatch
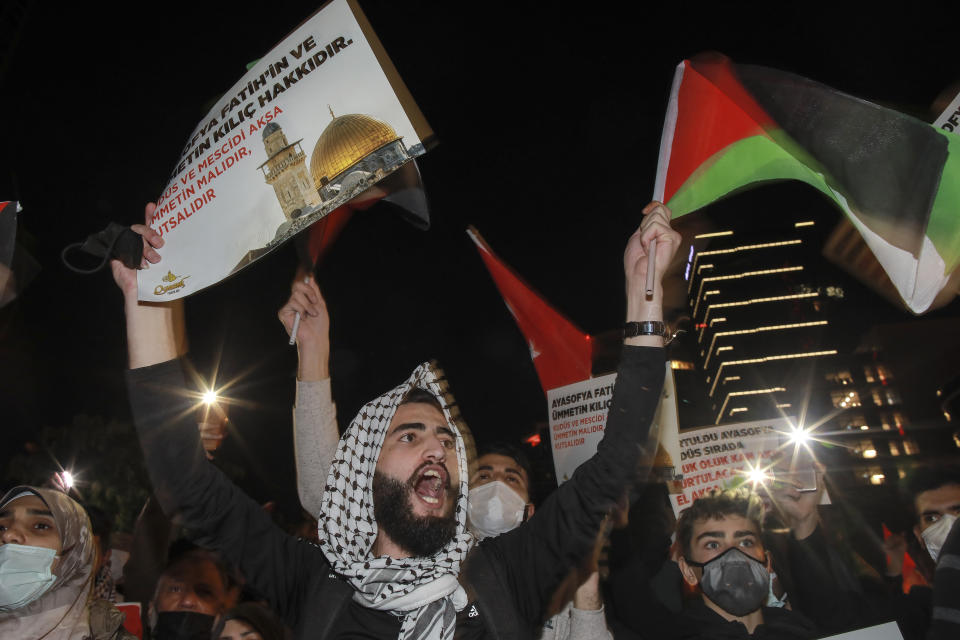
[623,320,668,339]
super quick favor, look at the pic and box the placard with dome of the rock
[137,0,432,301]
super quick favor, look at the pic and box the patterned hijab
[317,362,475,640]
[0,486,95,640]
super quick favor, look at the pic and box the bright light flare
[60,471,74,488]
[739,461,774,488]
[747,467,770,486]
[787,427,811,446]
[202,390,219,406]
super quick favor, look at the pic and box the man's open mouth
[413,465,449,506]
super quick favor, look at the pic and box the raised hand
[770,466,824,540]
[623,201,681,303]
[110,202,164,300]
[278,274,330,381]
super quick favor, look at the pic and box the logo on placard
[154,270,190,296]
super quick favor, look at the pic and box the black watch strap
[623,320,667,339]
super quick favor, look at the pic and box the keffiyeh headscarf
[318,362,475,640]
[0,486,96,640]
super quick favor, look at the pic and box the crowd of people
[1,202,959,640]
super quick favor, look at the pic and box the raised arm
[624,201,678,347]
[114,207,322,625]
[111,202,186,367]
[278,275,340,517]
[486,201,681,623]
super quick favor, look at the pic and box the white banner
[546,364,677,485]
[138,0,430,300]
[548,373,617,484]
[668,417,792,516]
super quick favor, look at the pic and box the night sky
[2,1,958,513]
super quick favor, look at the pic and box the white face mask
[0,543,57,612]
[921,513,958,563]
[468,481,527,540]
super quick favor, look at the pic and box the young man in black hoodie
[610,488,817,639]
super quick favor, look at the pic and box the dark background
[2,1,957,518]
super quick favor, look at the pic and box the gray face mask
[687,547,770,617]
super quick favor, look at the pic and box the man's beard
[372,467,458,557]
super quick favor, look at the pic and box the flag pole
[647,62,685,298]
[645,240,657,296]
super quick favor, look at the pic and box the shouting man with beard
[113,201,679,640]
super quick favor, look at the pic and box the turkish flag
[467,226,592,393]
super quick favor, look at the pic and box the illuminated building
[680,215,843,428]
[672,192,957,487]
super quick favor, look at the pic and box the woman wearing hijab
[0,486,135,640]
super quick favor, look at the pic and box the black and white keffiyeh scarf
[317,362,475,640]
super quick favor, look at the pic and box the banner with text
[668,417,792,516]
[138,0,431,300]
[548,373,617,484]
[546,364,677,484]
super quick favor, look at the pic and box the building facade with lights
[671,199,956,490]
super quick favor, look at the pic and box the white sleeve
[293,378,340,518]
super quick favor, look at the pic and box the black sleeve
[784,524,886,635]
[484,345,665,624]
[126,358,324,626]
[606,524,684,638]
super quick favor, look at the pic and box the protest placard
[668,417,791,516]
[547,373,617,484]
[546,364,677,484]
[138,0,431,301]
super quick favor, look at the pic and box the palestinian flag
[467,226,592,393]
[654,52,960,313]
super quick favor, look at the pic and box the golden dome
[310,113,400,187]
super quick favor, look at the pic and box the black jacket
[127,346,665,640]
[674,601,817,640]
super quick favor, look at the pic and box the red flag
[882,523,928,593]
[467,226,592,393]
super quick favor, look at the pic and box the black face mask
[152,611,215,640]
[686,547,770,617]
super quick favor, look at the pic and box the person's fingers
[144,202,157,226]
[639,220,676,256]
[131,223,165,249]
[641,205,669,229]
[641,200,667,216]
[130,223,164,270]
[143,247,162,264]
[280,301,306,321]
[292,281,318,305]
[289,290,318,316]
[773,485,802,501]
